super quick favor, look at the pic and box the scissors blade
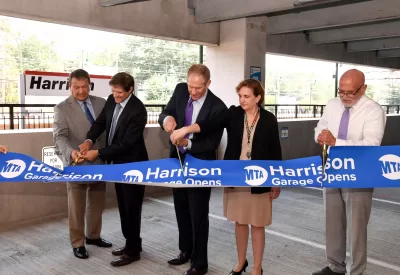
[175,146,184,171]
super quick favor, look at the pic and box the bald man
[312,69,386,275]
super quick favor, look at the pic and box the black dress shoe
[168,251,191,265]
[86,237,112,248]
[312,267,345,275]
[73,247,89,259]
[229,259,248,275]
[183,267,208,275]
[110,254,140,267]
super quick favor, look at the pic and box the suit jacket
[158,83,227,160]
[198,105,282,194]
[86,93,148,164]
[53,95,106,167]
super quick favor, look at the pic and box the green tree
[118,36,199,102]
[13,35,60,72]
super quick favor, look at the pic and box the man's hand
[317,130,336,147]
[79,140,92,154]
[71,150,84,164]
[0,145,8,154]
[175,139,189,147]
[170,128,188,144]
[81,150,99,162]
[163,116,177,133]
[270,187,281,200]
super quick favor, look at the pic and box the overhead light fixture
[98,0,150,7]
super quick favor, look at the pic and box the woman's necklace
[244,108,260,159]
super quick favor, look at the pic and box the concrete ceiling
[98,0,400,60]
[267,0,400,60]
[192,0,400,59]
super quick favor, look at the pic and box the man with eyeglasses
[312,69,386,275]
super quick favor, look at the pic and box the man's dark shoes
[183,267,208,275]
[112,246,126,256]
[168,251,191,265]
[73,247,89,259]
[86,237,112,248]
[111,253,140,267]
[312,267,345,275]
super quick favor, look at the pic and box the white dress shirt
[314,95,386,146]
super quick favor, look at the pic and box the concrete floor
[0,188,399,275]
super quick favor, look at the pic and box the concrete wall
[0,0,219,46]
[0,126,171,230]
[1,116,399,229]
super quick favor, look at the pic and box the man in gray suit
[53,69,112,259]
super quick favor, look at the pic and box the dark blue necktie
[83,101,95,124]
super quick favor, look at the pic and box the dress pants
[115,182,145,256]
[67,181,106,248]
[173,187,212,270]
[324,188,373,275]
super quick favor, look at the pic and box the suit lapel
[195,91,212,123]
[67,96,91,127]
[113,94,135,135]
[89,95,102,118]
[178,91,190,128]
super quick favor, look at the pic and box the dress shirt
[314,95,386,146]
[76,97,96,119]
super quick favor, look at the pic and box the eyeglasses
[337,84,364,98]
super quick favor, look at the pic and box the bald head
[338,69,367,107]
[340,69,365,87]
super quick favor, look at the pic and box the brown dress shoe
[112,246,126,256]
[183,267,208,275]
[110,254,140,267]
[167,251,191,265]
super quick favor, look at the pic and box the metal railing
[0,104,166,130]
[0,103,398,130]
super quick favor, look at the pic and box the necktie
[109,104,122,145]
[179,98,194,154]
[83,101,95,125]
[337,107,350,140]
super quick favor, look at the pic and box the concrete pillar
[206,17,267,108]
[205,17,267,158]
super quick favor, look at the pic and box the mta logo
[244,166,268,186]
[0,159,26,179]
[123,170,144,183]
[379,154,400,180]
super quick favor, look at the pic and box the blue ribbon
[1,146,400,188]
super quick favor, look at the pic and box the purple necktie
[337,108,350,140]
[179,98,193,154]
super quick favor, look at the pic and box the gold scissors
[70,152,83,166]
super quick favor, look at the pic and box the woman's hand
[0,145,8,154]
[170,127,188,145]
[270,187,281,200]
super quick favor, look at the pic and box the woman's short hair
[236,79,265,106]
[187,64,211,84]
